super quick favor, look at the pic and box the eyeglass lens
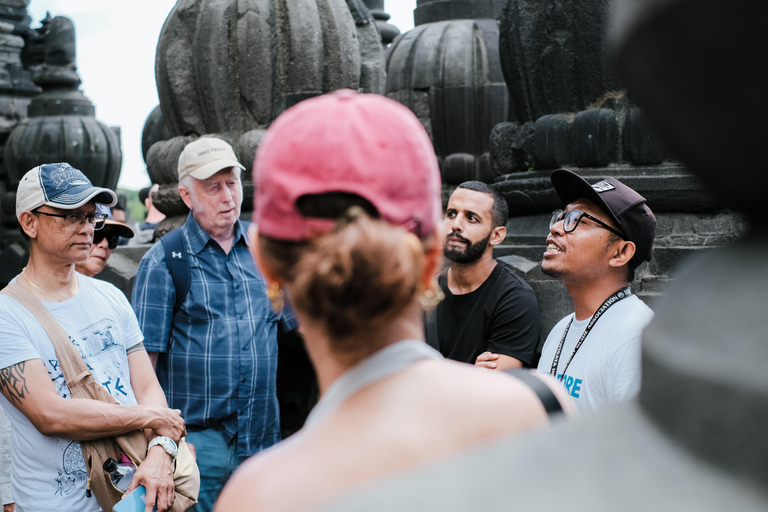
[549,210,581,232]
[65,213,107,229]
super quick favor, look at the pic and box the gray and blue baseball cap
[15,163,117,220]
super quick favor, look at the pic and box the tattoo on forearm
[126,342,146,355]
[0,362,29,405]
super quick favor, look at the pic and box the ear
[420,226,443,288]
[248,224,282,287]
[608,240,636,270]
[489,225,507,247]
[178,183,195,211]
[18,211,38,240]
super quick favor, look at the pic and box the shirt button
[242,378,246,383]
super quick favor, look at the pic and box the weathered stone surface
[414,0,505,25]
[5,114,121,189]
[156,0,384,138]
[500,0,623,123]
[387,18,508,184]
[361,0,400,45]
[572,108,620,167]
[141,105,171,163]
[533,114,574,169]
[494,165,726,216]
[622,107,666,165]
[3,16,121,191]
[146,136,195,185]
[0,0,31,37]
[346,0,387,92]
[489,121,535,174]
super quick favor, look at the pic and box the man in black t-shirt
[428,181,541,368]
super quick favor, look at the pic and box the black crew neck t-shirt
[429,261,541,366]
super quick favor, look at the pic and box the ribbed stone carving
[414,0,505,26]
[3,16,121,190]
[499,0,622,123]
[387,18,508,184]
[155,0,386,137]
[141,105,171,163]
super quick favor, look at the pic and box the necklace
[21,267,78,302]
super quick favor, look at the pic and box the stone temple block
[148,0,387,238]
[386,0,509,186]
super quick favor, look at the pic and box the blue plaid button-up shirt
[132,213,296,458]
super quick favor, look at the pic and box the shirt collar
[183,211,250,254]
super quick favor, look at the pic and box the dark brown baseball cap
[550,169,656,269]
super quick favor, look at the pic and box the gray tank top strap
[304,340,443,429]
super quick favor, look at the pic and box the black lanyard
[549,287,631,380]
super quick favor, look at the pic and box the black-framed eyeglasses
[33,210,108,230]
[93,229,120,249]
[550,209,625,239]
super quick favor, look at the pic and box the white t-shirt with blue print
[537,295,653,414]
[0,274,143,512]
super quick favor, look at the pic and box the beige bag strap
[1,283,200,511]
[1,283,120,404]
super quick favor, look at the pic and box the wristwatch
[148,436,178,460]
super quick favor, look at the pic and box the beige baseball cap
[177,138,245,181]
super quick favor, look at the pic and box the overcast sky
[26,0,416,190]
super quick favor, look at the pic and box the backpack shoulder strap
[160,228,190,315]
[504,368,564,417]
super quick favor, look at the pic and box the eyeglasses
[550,209,625,239]
[33,210,108,230]
[93,229,120,249]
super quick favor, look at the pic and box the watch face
[152,436,178,457]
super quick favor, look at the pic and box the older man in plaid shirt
[132,138,297,512]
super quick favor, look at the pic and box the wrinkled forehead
[199,166,241,183]
[447,188,494,214]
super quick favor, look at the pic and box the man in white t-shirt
[0,164,186,512]
[537,169,656,413]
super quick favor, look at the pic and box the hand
[475,351,499,369]
[123,446,175,512]
[147,406,186,442]
[4,503,14,512]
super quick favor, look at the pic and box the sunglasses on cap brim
[93,229,120,249]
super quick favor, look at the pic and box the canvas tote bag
[1,283,199,511]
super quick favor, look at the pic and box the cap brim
[550,169,622,229]
[187,160,246,180]
[103,219,134,238]
[46,185,117,209]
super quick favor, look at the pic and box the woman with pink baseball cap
[216,90,571,512]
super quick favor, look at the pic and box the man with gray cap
[132,138,297,511]
[537,169,656,413]
[0,163,185,512]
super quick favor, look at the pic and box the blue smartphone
[112,486,157,512]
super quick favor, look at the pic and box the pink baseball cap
[253,89,442,241]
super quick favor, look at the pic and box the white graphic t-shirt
[0,274,143,512]
[537,295,653,414]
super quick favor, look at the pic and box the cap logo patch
[592,181,615,193]
[50,164,88,189]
